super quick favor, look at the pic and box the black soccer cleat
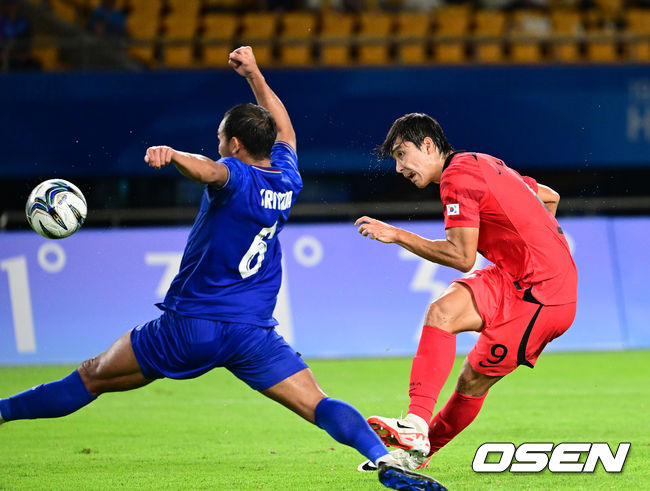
[377,461,447,491]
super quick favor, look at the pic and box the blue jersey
[159,141,301,327]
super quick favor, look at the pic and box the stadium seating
[395,11,431,65]
[624,8,650,62]
[162,0,201,67]
[510,10,549,63]
[278,11,316,66]
[126,0,162,65]
[357,11,394,65]
[28,2,650,69]
[584,11,619,63]
[49,0,79,24]
[549,8,582,62]
[473,9,506,63]
[201,13,238,67]
[239,12,277,66]
[319,11,355,66]
[31,44,64,71]
[433,5,471,63]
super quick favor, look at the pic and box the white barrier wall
[1,217,648,364]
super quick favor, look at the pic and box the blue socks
[0,370,95,421]
[314,397,388,463]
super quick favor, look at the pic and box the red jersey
[440,151,577,305]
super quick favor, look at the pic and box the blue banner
[1,66,650,178]
[0,216,648,364]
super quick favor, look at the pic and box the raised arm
[144,145,228,186]
[537,183,560,217]
[228,46,297,150]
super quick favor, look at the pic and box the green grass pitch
[1,351,648,490]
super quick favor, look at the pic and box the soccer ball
[25,179,87,239]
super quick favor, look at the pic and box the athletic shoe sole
[378,462,447,491]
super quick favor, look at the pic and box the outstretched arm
[355,216,479,273]
[536,183,560,216]
[145,145,228,186]
[228,46,297,150]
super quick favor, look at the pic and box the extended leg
[0,330,151,423]
[261,367,387,463]
[367,283,482,454]
[427,358,502,454]
[409,283,483,421]
[262,368,447,490]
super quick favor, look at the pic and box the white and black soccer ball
[25,179,87,239]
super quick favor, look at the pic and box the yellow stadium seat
[202,46,231,66]
[625,8,650,62]
[166,0,201,16]
[583,13,618,63]
[239,12,277,66]
[128,0,162,19]
[319,12,355,66]
[510,10,549,63]
[205,0,256,9]
[127,19,160,65]
[201,13,238,67]
[473,10,506,63]
[592,0,623,22]
[31,46,64,71]
[585,37,618,62]
[163,0,200,66]
[395,11,431,65]
[125,0,162,65]
[433,6,470,63]
[281,11,316,37]
[164,46,195,67]
[49,0,79,24]
[357,12,394,65]
[278,11,316,66]
[549,9,582,62]
[164,15,199,40]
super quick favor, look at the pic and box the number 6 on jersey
[239,222,277,279]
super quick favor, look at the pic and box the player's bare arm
[355,216,479,272]
[537,183,560,216]
[144,145,228,186]
[229,46,297,150]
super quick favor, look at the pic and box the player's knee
[78,357,103,395]
[425,301,456,333]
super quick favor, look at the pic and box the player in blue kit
[0,47,445,490]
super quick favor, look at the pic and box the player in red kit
[354,113,578,471]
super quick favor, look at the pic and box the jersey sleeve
[522,175,539,194]
[271,141,298,173]
[439,164,485,229]
[206,157,247,204]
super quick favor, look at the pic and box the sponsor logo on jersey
[446,203,460,216]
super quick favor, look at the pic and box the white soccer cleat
[357,449,432,472]
[367,413,431,456]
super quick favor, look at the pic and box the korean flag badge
[446,203,460,216]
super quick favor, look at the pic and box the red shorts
[455,265,576,377]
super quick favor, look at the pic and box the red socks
[407,325,486,453]
[407,325,456,422]
[428,390,487,454]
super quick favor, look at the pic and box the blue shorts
[130,310,308,391]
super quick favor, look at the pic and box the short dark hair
[377,113,454,159]
[223,103,277,159]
